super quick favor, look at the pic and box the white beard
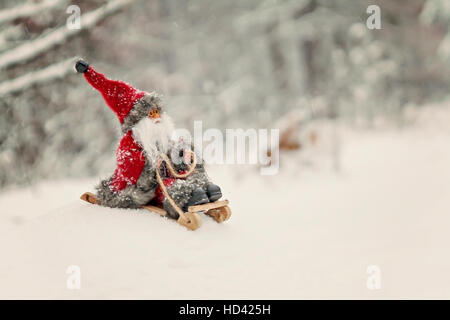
[132,113,175,163]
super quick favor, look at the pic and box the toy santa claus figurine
[75,60,227,227]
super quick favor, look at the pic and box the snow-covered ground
[1,105,450,299]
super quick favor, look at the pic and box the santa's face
[132,109,175,162]
[148,107,161,122]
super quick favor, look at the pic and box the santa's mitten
[75,59,89,73]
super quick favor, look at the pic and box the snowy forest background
[2,0,450,300]
[0,0,450,188]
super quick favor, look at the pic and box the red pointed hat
[75,60,145,123]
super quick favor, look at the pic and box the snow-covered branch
[0,0,66,25]
[0,57,76,96]
[0,0,134,70]
[235,0,311,31]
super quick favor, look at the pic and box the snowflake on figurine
[76,60,231,230]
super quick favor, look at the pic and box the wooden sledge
[80,192,231,231]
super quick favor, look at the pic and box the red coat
[109,131,178,204]
[110,131,146,192]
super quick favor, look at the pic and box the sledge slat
[80,191,230,230]
[205,206,231,223]
[142,205,167,216]
[80,192,99,204]
[188,200,229,213]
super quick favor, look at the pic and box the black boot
[186,188,209,209]
[206,184,222,202]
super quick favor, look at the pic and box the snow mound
[1,116,450,299]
